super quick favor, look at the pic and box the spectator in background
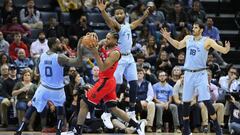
[145,1,165,37]
[9,32,29,61]
[136,68,155,132]
[0,53,12,67]
[30,31,49,63]
[43,17,65,38]
[172,51,185,68]
[12,68,37,131]
[203,17,227,66]
[219,66,240,117]
[1,0,17,25]
[14,49,34,78]
[219,66,239,92]
[0,31,9,55]
[0,64,18,128]
[156,50,172,75]
[20,0,43,29]
[85,66,99,86]
[138,26,150,45]
[0,15,31,42]
[168,66,182,87]
[188,0,206,24]
[141,36,158,65]
[130,2,146,23]
[153,71,181,133]
[68,15,93,48]
[142,62,158,85]
[59,0,84,23]
[228,95,240,135]
[168,1,190,31]
[61,37,76,57]
[203,17,220,42]
[207,53,221,80]
[131,33,143,58]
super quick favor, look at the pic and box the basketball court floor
[0,132,225,135]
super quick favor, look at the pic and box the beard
[39,38,45,43]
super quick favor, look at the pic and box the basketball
[81,33,98,48]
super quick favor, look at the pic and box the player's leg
[197,71,222,135]
[114,63,126,92]
[182,72,196,135]
[125,62,138,119]
[15,86,48,135]
[100,64,126,128]
[75,79,111,134]
[47,88,66,135]
[104,90,145,135]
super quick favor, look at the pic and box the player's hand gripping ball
[81,32,98,48]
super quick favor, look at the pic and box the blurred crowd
[0,0,240,134]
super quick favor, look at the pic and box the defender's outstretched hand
[224,41,231,53]
[143,7,150,18]
[160,28,171,39]
[97,0,107,11]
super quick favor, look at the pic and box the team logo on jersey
[91,94,96,99]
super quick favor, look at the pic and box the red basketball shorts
[86,77,117,105]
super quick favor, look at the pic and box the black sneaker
[14,131,22,135]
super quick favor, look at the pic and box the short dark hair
[109,31,119,40]
[114,6,125,14]
[137,68,144,73]
[48,37,57,49]
[194,20,205,29]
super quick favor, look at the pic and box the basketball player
[15,37,84,135]
[160,21,230,135]
[97,0,150,128]
[75,32,145,135]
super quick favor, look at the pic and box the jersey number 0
[45,66,52,77]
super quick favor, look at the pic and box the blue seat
[30,29,42,39]
[87,13,107,29]
[40,11,58,24]
[94,29,109,40]
[60,12,71,26]
[35,0,51,10]
[13,0,27,8]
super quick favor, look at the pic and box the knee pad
[105,101,117,108]
[203,100,215,115]
[183,102,191,117]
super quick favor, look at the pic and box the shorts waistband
[41,84,64,90]
[121,52,131,56]
[184,68,207,72]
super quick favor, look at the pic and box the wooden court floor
[0,132,227,135]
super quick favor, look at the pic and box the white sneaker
[127,111,137,122]
[101,112,113,129]
[136,121,145,135]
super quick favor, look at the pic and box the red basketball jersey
[98,47,120,78]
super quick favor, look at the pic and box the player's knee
[106,101,117,109]
[203,100,215,115]
[81,96,95,109]
[183,102,191,117]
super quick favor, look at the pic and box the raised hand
[97,0,107,12]
[143,7,150,18]
[225,41,230,53]
[160,28,171,39]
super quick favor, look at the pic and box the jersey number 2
[45,66,52,77]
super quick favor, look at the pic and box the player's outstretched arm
[58,39,83,67]
[130,7,150,30]
[206,38,230,54]
[160,28,187,49]
[90,47,120,72]
[97,0,120,31]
